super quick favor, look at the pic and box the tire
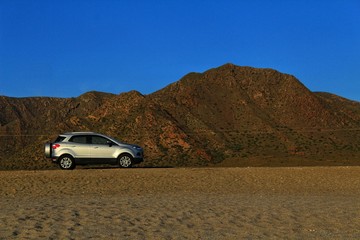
[58,155,76,170]
[44,143,52,158]
[118,154,133,168]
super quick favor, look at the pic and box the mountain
[1,63,359,170]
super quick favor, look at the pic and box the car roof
[62,132,100,136]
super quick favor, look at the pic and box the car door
[90,135,118,164]
[68,135,91,164]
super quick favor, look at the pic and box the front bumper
[133,157,144,164]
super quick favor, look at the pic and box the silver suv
[45,132,144,170]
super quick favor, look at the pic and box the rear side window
[69,136,87,144]
[54,136,66,143]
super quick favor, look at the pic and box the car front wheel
[118,154,133,168]
[59,155,76,170]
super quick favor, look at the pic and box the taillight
[52,144,60,149]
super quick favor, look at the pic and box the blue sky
[0,0,359,101]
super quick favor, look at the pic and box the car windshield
[107,136,125,144]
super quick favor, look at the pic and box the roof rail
[63,132,98,135]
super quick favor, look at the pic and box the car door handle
[93,147,99,149]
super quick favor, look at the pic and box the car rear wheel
[59,155,75,170]
[118,154,133,168]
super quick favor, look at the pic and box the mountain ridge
[0,63,359,169]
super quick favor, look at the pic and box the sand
[0,166,360,239]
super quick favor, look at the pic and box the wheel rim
[60,157,73,169]
[119,155,132,167]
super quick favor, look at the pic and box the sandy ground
[0,167,360,239]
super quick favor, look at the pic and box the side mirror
[107,141,113,147]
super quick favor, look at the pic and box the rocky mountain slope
[1,63,359,169]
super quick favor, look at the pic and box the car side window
[69,136,87,144]
[54,136,66,143]
[91,136,109,145]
